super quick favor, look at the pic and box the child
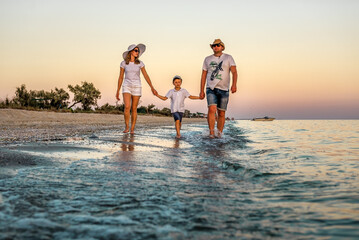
[155,75,200,139]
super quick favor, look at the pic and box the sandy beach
[0,109,206,144]
[0,109,206,169]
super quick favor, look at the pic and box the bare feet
[175,135,181,139]
[209,129,215,139]
[123,129,129,133]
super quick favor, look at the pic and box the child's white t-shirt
[202,53,236,90]
[120,61,145,87]
[165,88,190,113]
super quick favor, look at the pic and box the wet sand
[0,109,206,142]
[0,109,206,169]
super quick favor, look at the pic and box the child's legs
[172,112,183,137]
[175,120,181,136]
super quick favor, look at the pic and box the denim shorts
[172,112,183,122]
[206,88,229,111]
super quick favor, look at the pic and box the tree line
[0,81,204,118]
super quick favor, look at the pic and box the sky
[1,0,358,119]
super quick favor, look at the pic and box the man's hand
[231,85,237,94]
[199,91,205,100]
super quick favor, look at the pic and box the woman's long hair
[125,50,141,65]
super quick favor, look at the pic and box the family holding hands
[116,39,237,139]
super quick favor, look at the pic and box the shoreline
[0,109,206,171]
[0,109,206,144]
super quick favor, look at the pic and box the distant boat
[251,116,275,121]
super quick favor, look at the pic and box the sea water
[0,120,358,239]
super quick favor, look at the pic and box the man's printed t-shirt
[202,53,236,91]
[165,88,190,113]
[120,61,145,87]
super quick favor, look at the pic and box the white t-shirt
[120,61,145,87]
[202,53,236,91]
[165,88,190,113]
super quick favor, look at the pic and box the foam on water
[0,120,358,239]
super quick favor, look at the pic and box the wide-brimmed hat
[210,39,225,50]
[122,43,146,60]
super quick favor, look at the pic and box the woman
[116,43,157,134]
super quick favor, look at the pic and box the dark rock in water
[89,134,99,139]
[0,149,38,167]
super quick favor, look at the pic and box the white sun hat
[122,43,146,60]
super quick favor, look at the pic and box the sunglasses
[133,49,139,53]
[212,44,221,48]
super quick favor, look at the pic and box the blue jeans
[206,88,229,111]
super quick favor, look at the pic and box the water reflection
[113,134,136,173]
[193,160,222,181]
[120,134,135,151]
[173,138,180,149]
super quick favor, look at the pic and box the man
[200,39,238,138]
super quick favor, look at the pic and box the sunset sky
[1,0,358,119]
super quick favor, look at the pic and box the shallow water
[0,120,358,239]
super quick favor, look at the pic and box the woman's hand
[199,91,205,100]
[116,91,120,101]
[151,88,158,96]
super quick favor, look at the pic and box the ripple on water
[1,120,359,239]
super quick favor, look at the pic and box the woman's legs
[130,95,140,134]
[122,93,132,133]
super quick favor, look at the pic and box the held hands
[151,88,158,96]
[199,91,205,100]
